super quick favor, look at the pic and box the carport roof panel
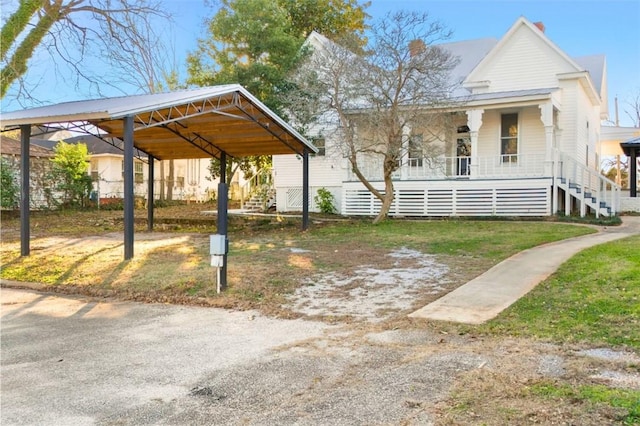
[1,84,317,159]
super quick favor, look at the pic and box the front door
[456,136,471,176]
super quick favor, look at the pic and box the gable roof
[574,54,606,96]
[465,17,584,85]
[0,136,54,158]
[1,85,316,160]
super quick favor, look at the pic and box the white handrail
[240,168,273,208]
[555,150,620,216]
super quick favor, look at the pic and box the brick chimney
[534,21,545,33]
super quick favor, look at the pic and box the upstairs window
[312,137,325,156]
[501,113,518,163]
[408,134,423,167]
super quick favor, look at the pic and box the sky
[2,0,640,126]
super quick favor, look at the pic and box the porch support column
[539,103,555,160]
[147,155,155,232]
[539,102,556,214]
[630,148,638,198]
[123,116,135,260]
[400,123,411,180]
[302,148,310,231]
[20,125,31,257]
[466,109,484,178]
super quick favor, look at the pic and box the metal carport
[1,84,317,288]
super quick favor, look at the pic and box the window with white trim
[312,137,325,156]
[408,134,423,167]
[500,113,518,163]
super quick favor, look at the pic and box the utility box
[210,234,227,256]
[210,255,224,267]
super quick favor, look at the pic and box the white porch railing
[347,153,547,181]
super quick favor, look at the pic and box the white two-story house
[273,17,621,217]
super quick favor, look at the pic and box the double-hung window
[312,137,325,156]
[408,134,423,167]
[500,113,518,163]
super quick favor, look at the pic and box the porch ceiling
[0,85,317,160]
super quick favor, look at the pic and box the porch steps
[556,178,613,217]
[243,190,276,212]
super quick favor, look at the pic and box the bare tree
[624,89,640,127]
[98,10,181,201]
[289,11,459,223]
[1,0,169,100]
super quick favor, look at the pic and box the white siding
[519,107,546,155]
[472,25,576,93]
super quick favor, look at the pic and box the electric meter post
[210,234,227,293]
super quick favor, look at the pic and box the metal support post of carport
[302,148,309,231]
[20,125,31,257]
[147,155,155,231]
[217,151,228,291]
[123,116,135,260]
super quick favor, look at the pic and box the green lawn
[481,234,640,350]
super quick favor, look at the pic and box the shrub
[0,158,19,209]
[314,187,337,214]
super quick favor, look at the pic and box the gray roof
[574,54,606,95]
[461,87,558,102]
[438,38,498,96]
[1,85,238,124]
[620,136,640,156]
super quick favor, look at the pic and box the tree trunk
[166,159,174,200]
[373,172,395,224]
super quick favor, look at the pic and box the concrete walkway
[409,217,640,324]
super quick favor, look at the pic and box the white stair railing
[240,168,274,209]
[554,150,620,217]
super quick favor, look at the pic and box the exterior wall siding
[473,27,576,93]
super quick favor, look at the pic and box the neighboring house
[32,135,216,204]
[274,17,621,217]
[1,135,54,208]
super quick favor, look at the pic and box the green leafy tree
[1,0,168,100]
[207,155,272,186]
[48,141,93,208]
[188,0,369,184]
[0,158,20,209]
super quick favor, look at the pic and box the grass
[530,381,640,425]
[441,234,640,425]
[479,234,640,349]
[1,208,595,314]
